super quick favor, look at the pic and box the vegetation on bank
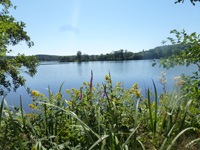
[0,72,200,149]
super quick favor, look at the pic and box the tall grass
[0,72,200,149]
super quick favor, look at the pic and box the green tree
[175,0,200,5]
[0,0,39,95]
[76,51,82,62]
[153,1,200,118]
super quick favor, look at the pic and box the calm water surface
[2,60,197,112]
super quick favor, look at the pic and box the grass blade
[147,88,154,135]
[185,138,200,149]
[0,93,5,133]
[179,99,193,132]
[98,105,101,135]
[20,95,26,128]
[152,79,157,135]
[121,125,140,150]
[134,98,140,150]
[59,81,65,93]
[4,99,24,150]
[89,135,109,150]
[166,127,195,150]
[137,139,146,150]
[160,125,175,150]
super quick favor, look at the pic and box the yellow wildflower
[109,83,112,86]
[80,86,83,89]
[97,91,99,94]
[40,94,44,97]
[134,89,140,97]
[96,83,100,86]
[83,82,87,85]
[56,92,61,100]
[27,113,32,118]
[71,88,75,91]
[31,91,39,98]
[93,88,96,91]
[38,98,41,101]
[66,89,70,94]
[65,107,68,110]
[29,104,35,109]
[105,75,109,80]
[133,83,138,88]
[33,99,36,102]
[126,89,130,92]
[67,101,72,106]
[31,146,37,150]
[99,88,102,91]
[101,86,104,89]
[116,87,120,91]
[151,102,155,108]
[44,97,48,100]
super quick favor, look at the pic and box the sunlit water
[1,60,197,113]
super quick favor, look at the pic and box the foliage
[0,0,39,95]
[77,51,82,62]
[36,55,60,62]
[153,29,200,124]
[175,0,200,5]
[58,45,185,63]
[0,73,200,149]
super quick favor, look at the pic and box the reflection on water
[2,60,197,112]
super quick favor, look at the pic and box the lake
[2,60,198,112]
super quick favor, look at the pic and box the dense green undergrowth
[0,72,200,150]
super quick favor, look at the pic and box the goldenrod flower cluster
[116,82,121,87]
[151,102,155,108]
[27,113,32,118]
[29,104,37,109]
[134,89,141,98]
[67,101,72,106]
[56,92,61,100]
[105,75,111,83]
[123,83,143,98]
[66,89,70,95]
[31,91,39,98]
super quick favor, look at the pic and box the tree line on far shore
[59,44,189,62]
[5,44,189,62]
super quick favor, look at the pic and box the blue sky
[7,0,200,56]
